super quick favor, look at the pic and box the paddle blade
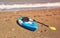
[48,26,57,30]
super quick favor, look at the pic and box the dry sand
[0,8,60,38]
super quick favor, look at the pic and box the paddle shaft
[34,20,49,27]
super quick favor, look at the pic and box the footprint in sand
[34,15,41,17]
[53,13,57,15]
[46,14,52,16]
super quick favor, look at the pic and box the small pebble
[53,14,57,15]
[34,16,36,17]
[41,31,43,32]
[44,30,47,32]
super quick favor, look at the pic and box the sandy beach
[0,8,60,38]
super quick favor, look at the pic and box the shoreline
[0,2,60,12]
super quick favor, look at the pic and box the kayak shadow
[16,20,35,31]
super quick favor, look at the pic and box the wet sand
[0,8,60,38]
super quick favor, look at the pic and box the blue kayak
[17,17,38,31]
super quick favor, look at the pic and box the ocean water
[0,0,60,12]
[0,0,60,4]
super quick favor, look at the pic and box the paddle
[33,19,56,31]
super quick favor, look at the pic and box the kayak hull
[17,17,38,31]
